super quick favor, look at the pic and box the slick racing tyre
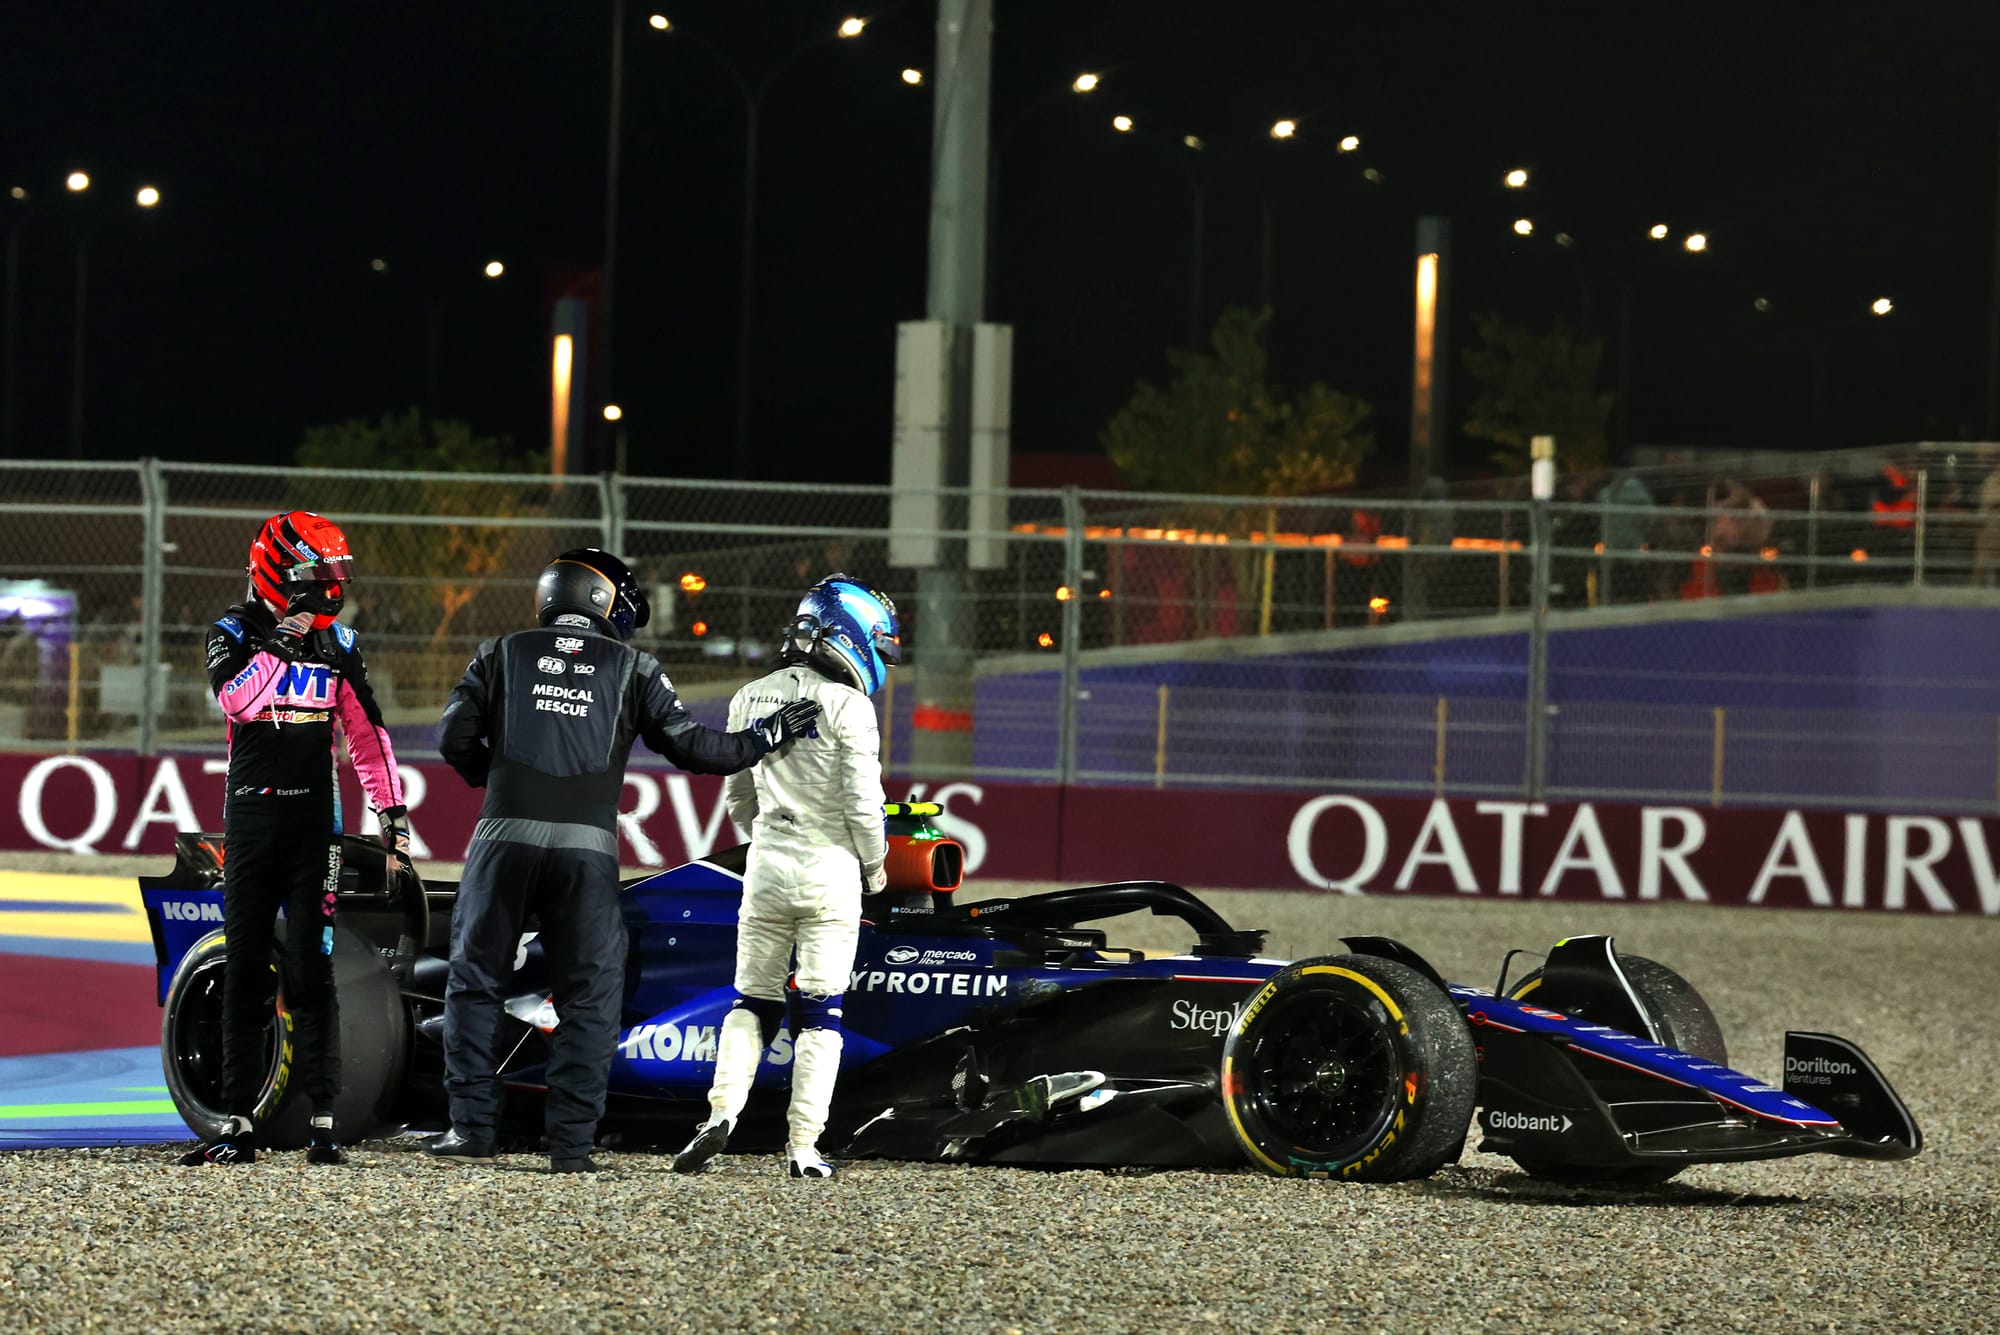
[1222,954,1477,1181]
[161,925,409,1149]
[1506,953,1726,1185]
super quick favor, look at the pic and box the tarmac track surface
[1,886,1993,1333]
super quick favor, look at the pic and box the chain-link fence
[2,455,1996,811]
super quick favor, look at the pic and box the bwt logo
[161,900,223,923]
[1486,1109,1573,1134]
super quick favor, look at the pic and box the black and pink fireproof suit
[205,598,404,1121]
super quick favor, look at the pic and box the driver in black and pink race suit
[182,510,411,1168]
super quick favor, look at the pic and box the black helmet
[536,548,650,640]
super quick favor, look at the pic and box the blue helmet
[781,574,900,695]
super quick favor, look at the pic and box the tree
[1101,307,1374,497]
[1101,309,1375,637]
[295,408,536,474]
[1461,312,1615,475]
[293,410,546,653]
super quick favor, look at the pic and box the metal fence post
[1597,499,1612,606]
[1057,485,1084,785]
[601,472,624,555]
[138,457,165,757]
[1806,473,1820,591]
[1523,495,1553,800]
[1913,468,1928,587]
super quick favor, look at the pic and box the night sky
[5,1,1998,484]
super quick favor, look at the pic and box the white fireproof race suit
[706,663,887,1153]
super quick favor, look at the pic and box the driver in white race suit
[673,574,899,1180]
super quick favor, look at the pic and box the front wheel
[161,925,409,1148]
[1221,954,1476,1181]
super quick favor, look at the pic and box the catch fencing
[1,455,1997,812]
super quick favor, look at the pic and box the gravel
[4,880,1995,1333]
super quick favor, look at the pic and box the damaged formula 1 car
[140,803,1922,1182]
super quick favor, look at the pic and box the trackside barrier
[4,752,1995,915]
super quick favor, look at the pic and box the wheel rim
[1244,987,1402,1164]
[169,954,282,1117]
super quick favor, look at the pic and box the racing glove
[863,862,888,894]
[262,610,317,660]
[378,805,414,874]
[754,699,820,753]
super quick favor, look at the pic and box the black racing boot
[550,1155,602,1173]
[179,1116,258,1166]
[671,1119,731,1175]
[306,1115,347,1166]
[423,1128,497,1164]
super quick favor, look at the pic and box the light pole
[1111,116,1208,345]
[3,184,30,457]
[1113,118,1295,344]
[646,12,869,478]
[1260,118,1375,315]
[64,175,161,460]
[602,0,628,475]
[984,71,1103,319]
[374,256,507,415]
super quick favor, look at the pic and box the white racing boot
[785,1026,844,1180]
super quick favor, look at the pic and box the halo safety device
[536,548,652,640]
[247,511,356,629]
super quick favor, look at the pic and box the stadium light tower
[644,10,876,477]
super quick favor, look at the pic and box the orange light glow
[1368,596,1390,613]
[679,572,707,593]
[1699,544,1714,557]
[1759,546,1779,561]
[1412,252,1438,457]
[550,334,574,477]
[690,621,709,636]
[1036,632,1054,648]
[1098,588,1112,599]
[1851,549,1869,562]
[1055,586,1074,601]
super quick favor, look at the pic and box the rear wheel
[1505,953,1725,1185]
[1222,954,1476,1181]
[161,925,409,1148]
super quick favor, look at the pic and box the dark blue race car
[140,804,1921,1183]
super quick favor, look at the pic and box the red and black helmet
[247,511,356,626]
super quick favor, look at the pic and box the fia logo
[536,656,566,675]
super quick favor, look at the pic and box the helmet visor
[874,628,902,667]
[283,556,357,584]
